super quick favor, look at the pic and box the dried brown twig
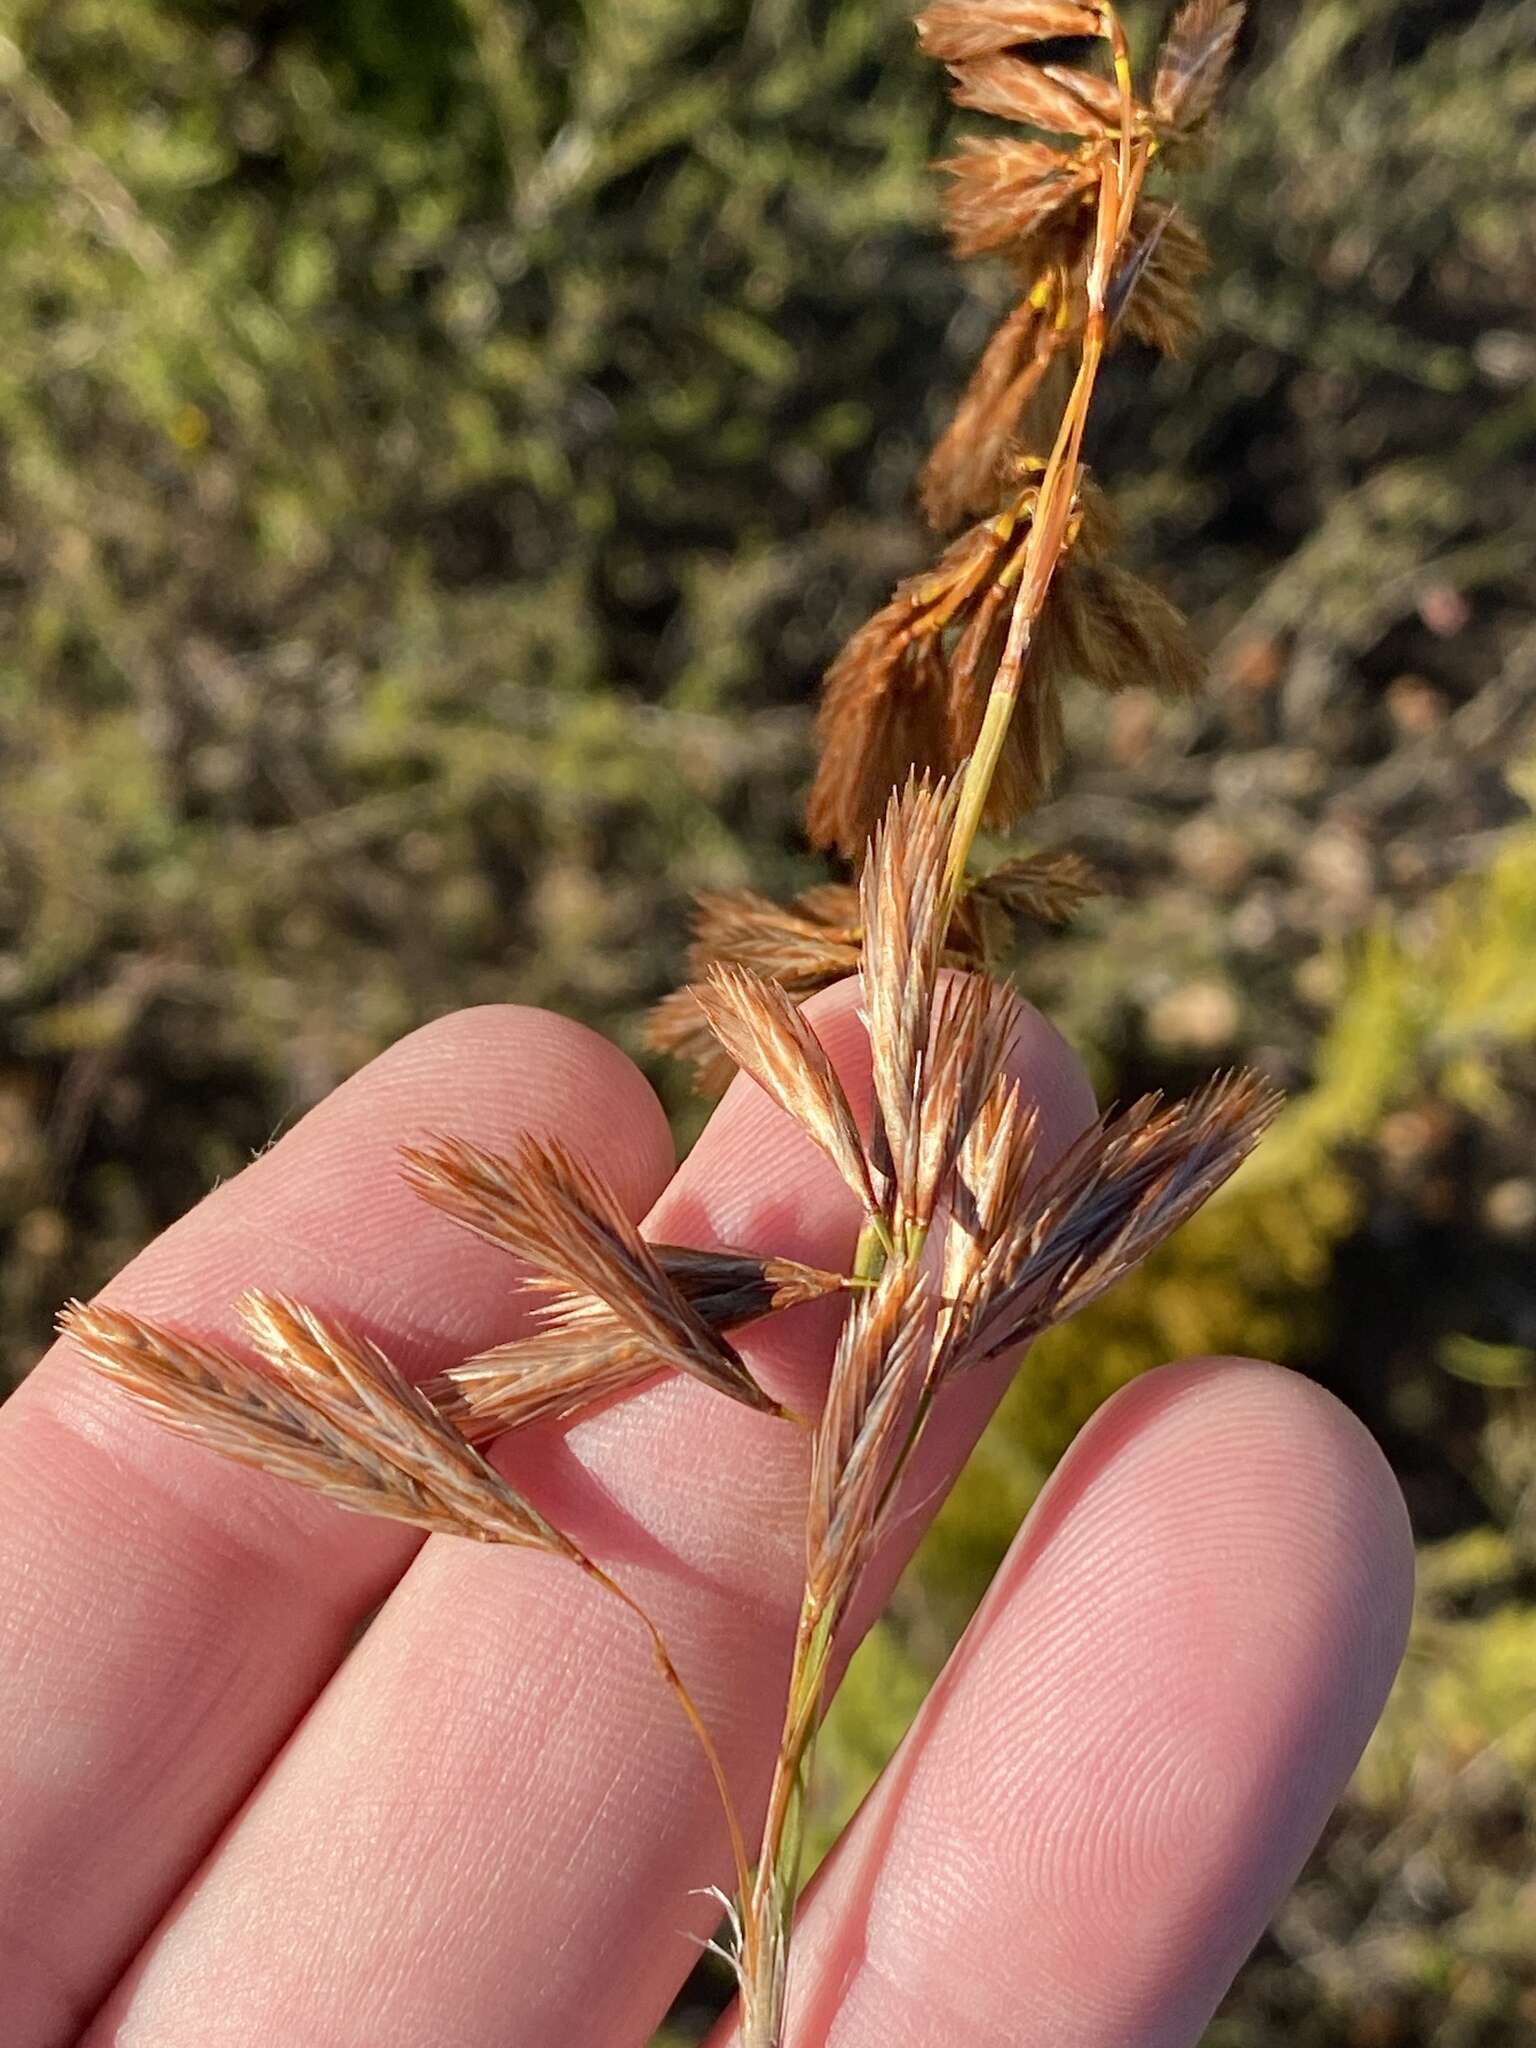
[59,8,1255,2045]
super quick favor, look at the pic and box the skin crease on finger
[715,1358,1414,2048]
[0,1006,677,2048]
[79,981,1098,2048]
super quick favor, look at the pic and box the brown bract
[969,846,1099,925]
[807,1263,932,1614]
[644,885,864,1093]
[938,1069,1282,1374]
[936,136,1100,262]
[919,290,1077,532]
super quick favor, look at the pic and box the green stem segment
[740,1595,837,2048]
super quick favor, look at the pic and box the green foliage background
[2,2,1534,2041]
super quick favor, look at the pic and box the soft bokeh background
[2,1,1534,2039]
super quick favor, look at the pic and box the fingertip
[252,1002,676,1218]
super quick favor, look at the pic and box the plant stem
[739,1592,836,2048]
[942,130,1152,915]
[582,1559,754,1913]
[740,19,1155,2043]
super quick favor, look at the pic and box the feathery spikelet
[806,624,952,861]
[400,1133,783,1416]
[941,1078,1039,1332]
[645,987,740,1096]
[812,470,1086,855]
[936,136,1100,263]
[691,964,882,1220]
[1153,0,1243,131]
[919,295,1075,532]
[859,777,961,1221]
[970,847,1099,925]
[690,886,863,989]
[644,885,866,1094]
[1113,204,1210,355]
[941,1069,1281,1373]
[947,53,1123,136]
[427,1251,844,1443]
[807,1264,932,1613]
[60,1295,571,1550]
[916,0,1104,61]
[908,971,1022,1233]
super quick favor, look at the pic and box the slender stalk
[942,126,1152,912]
[739,1594,836,2048]
[737,12,1178,2042]
[582,1559,755,1914]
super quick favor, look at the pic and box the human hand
[0,987,1412,2047]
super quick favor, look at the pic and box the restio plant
[59,7,1266,2042]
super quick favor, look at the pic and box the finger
[0,1007,673,2048]
[88,978,1097,2048]
[722,1357,1414,2048]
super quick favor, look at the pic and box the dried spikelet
[400,1133,782,1415]
[644,987,739,1096]
[936,135,1100,262]
[432,1330,653,1444]
[944,1069,1281,1373]
[1059,555,1204,698]
[644,885,864,1095]
[949,572,1069,824]
[813,473,1059,855]
[916,0,1104,62]
[970,847,1099,925]
[690,887,862,989]
[806,623,952,862]
[60,1296,570,1551]
[1112,204,1210,356]
[814,472,1131,853]
[942,1078,1039,1324]
[947,53,1127,136]
[807,1264,932,1613]
[919,296,1069,533]
[427,1251,843,1443]
[860,776,961,1217]
[942,467,1115,825]
[1153,0,1243,132]
[692,964,883,1220]
[909,971,1022,1232]
[789,881,862,929]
